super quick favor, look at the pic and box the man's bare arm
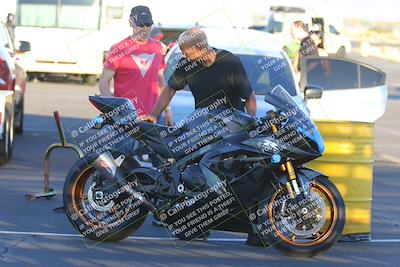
[157,69,165,93]
[148,86,176,121]
[245,91,257,116]
[158,69,174,126]
[99,68,115,96]
[292,53,300,73]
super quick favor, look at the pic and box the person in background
[150,26,169,55]
[290,21,319,82]
[5,13,16,44]
[99,6,172,228]
[283,39,300,61]
[283,26,301,63]
[99,5,172,126]
[150,26,164,42]
[309,30,331,77]
[310,30,328,56]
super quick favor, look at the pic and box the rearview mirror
[304,85,323,100]
[18,41,31,53]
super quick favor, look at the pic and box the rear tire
[254,176,345,257]
[63,153,148,242]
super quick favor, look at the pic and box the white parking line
[367,239,400,243]
[0,230,400,243]
[376,125,400,137]
[0,230,81,238]
[378,153,400,165]
[24,128,59,133]
[24,128,96,134]
[0,230,244,242]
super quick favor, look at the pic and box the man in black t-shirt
[143,27,261,245]
[167,46,254,111]
[143,27,257,123]
[300,35,319,58]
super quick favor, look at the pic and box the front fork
[271,124,303,199]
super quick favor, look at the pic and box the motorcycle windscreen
[264,85,325,156]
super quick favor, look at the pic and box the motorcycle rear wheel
[63,154,149,242]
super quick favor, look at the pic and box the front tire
[63,153,149,242]
[255,176,345,257]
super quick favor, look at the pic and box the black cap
[130,5,153,26]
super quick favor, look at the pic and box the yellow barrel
[306,120,374,236]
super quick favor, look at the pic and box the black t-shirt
[167,48,253,111]
[298,36,319,70]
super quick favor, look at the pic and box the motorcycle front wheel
[255,176,345,257]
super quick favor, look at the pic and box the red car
[0,21,30,165]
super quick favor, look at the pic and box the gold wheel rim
[267,181,338,247]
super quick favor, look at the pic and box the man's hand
[138,111,173,126]
[245,91,257,116]
[149,86,176,120]
[164,110,173,126]
[138,114,157,124]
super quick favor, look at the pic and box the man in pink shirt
[99,6,172,227]
[99,5,172,125]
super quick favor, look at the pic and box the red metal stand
[26,111,83,200]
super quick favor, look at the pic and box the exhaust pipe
[93,151,153,211]
[93,151,123,181]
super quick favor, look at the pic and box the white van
[251,6,352,56]
[14,0,135,84]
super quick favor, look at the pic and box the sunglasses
[137,23,152,27]
[129,18,152,27]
